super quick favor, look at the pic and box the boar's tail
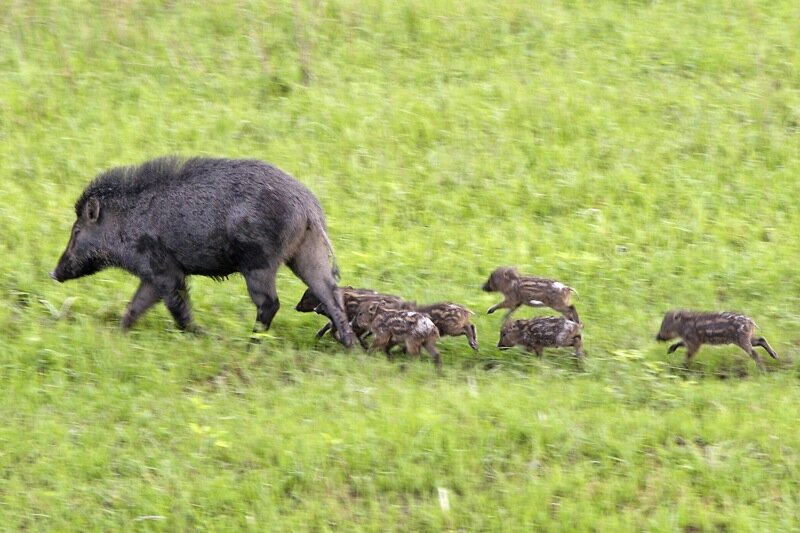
[320,226,341,281]
[306,204,341,281]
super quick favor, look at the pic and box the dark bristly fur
[497,316,584,358]
[416,302,478,351]
[52,156,354,346]
[353,301,441,369]
[482,266,580,323]
[295,286,411,348]
[656,310,778,369]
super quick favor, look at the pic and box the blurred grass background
[1,0,800,530]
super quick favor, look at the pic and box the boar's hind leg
[121,281,161,331]
[287,242,354,348]
[243,264,281,332]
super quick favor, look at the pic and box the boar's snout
[481,281,492,292]
[51,260,70,283]
[51,254,80,283]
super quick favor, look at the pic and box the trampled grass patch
[2,0,800,529]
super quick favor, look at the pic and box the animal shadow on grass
[461,348,587,374]
[185,361,252,393]
[664,354,789,381]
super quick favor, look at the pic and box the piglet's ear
[502,267,516,280]
[368,301,379,314]
[84,197,101,224]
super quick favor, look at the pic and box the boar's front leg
[135,240,195,331]
[121,281,161,331]
[158,275,194,331]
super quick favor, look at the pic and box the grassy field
[2,0,800,530]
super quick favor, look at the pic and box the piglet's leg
[368,333,391,357]
[315,322,333,340]
[683,342,700,368]
[383,346,395,360]
[487,299,508,314]
[566,305,581,324]
[358,331,373,350]
[424,339,442,370]
[752,337,779,360]
[737,339,766,370]
[488,299,519,320]
[464,324,479,351]
[573,335,584,358]
[500,303,523,322]
[667,341,685,354]
[404,339,422,358]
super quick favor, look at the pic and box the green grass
[2,0,800,530]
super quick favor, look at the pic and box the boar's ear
[368,301,379,314]
[84,197,101,224]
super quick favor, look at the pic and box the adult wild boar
[51,156,354,346]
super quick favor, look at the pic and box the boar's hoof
[340,332,354,348]
[183,324,204,336]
